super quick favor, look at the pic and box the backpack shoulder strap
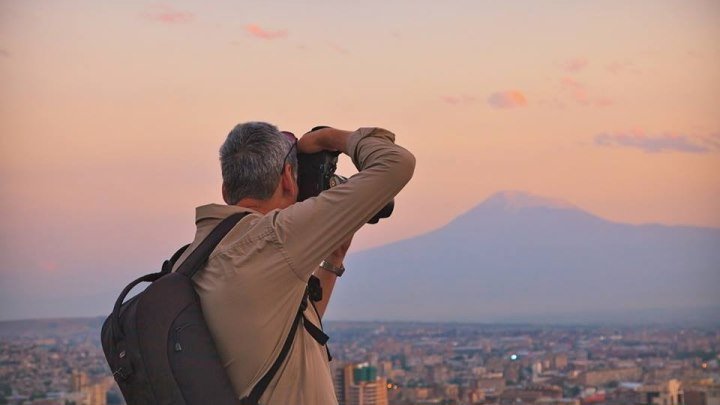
[161,244,191,274]
[241,308,304,405]
[176,212,249,278]
[172,210,310,405]
[243,285,331,404]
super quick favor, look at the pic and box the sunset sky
[1,0,718,320]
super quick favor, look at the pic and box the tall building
[335,362,389,405]
[71,370,89,392]
[639,379,684,405]
[82,383,108,405]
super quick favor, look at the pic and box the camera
[296,127,394,224]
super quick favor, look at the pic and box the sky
[1,0,719,320]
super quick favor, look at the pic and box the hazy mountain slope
[329,191,720,322]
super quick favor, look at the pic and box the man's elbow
[359,144,416,191]
[389,147,416,187]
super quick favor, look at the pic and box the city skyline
[1,319,718,405]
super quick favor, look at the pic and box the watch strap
[319,260,345,277]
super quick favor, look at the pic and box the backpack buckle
[112,347,134,381]
[161,259,173,274]
[307,275,323,302]
[112,365,132,381]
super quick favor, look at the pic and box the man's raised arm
[273,127,415,281]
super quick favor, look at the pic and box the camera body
[296,128,394,224]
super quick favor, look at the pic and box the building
[552,354,568,370]
[580,367,642,386]
[685,383,720,405]
[71,370,89,392]
[499,385,563,404]
[638,380,684,405]
[81,383,108,405]
[335,363,389,405]
[475,375,506,393]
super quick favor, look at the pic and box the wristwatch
[319,260,345,277]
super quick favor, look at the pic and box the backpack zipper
[173,324,194,352]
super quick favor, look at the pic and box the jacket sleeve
[271,127,416,281]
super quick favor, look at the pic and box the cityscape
[1,318,718,405]
[2,2,718,405]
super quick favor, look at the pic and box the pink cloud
[594,131,718,154]
[0,49,9,58]
[37,260,59,272]
[143,5,194,24]
[560,77,613,107]
[487,91,527,109]
[329,43,349,54]
[593,97,614,107]
[441,95,477,106]
[562,58,588,73]
[560,77,588,100]
[245,24,288,40]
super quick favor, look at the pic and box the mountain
[328,191,720,324]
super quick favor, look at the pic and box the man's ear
[222,182,231,204]
[280,164,296,196]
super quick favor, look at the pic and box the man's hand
[298,127,352,155]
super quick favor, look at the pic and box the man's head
[219,122,298,208]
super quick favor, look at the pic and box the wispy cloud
[143,5,194,24]
[245,24,288,40]
[487,91,527,109]
[560,77,613,107]
[606,60,640,75]
[328,42,349,54]
[441,94,477,106]
[594,131,718,154]
[562,58,588,73]
[538,98,566,109]
[699,133,720,149]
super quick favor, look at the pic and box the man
[172,122,415,404]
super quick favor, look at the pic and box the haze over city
[1,0,719,321]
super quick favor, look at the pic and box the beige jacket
[172,128,415,404]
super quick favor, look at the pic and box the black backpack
[101,213,329,405]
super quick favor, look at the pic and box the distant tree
[30,391,46,400]
[567,386,582,397]
[0,395,7,405]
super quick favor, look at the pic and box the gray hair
[219,122,297,205]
